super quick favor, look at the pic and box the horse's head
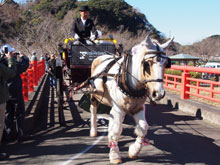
[131,35,173,101]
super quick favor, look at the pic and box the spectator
[32,51,36,56]
[0,49,17,160]
[4,51,29,143]
[47,54,56,88]
[45,53,50,73]
[71,5,98,44]
[117,44,123,56]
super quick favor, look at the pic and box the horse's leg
[108,107,126,164]
[90,95,98,137]
[128,106,148,159]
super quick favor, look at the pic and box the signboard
[69,44,115,65]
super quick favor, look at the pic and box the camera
[14,52,20,56]
[4,46,8,54]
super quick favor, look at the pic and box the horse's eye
[156,56,161,62]
[143,61,151,75]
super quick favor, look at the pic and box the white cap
[32,51,37,56]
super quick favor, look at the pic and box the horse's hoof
[128,151,137,159]
[110,158,122,164]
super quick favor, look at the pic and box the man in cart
[71,5,98,44]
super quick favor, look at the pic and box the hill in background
[0,0,219,63]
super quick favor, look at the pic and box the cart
[55,38,118,126]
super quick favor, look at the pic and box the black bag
[78,94,111,114]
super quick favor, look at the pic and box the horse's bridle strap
[143,79,163,84]
[145,51,166,55]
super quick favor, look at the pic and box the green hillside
[0,0,163,55]
[1,0,219,61]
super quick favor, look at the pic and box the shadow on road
[2,100,220,164]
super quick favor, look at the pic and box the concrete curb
[158,92,220,127]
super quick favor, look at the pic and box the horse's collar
[117,82,147,99]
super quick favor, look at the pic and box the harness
[73,44,170,100]
[117,52,148,99]
[73,57,121,91]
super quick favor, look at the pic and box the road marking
[61,128,108,165]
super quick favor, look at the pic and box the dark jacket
[71,18,97,39]
[0,57,17,103]
[47,59,56,76]
[7,56,29,100]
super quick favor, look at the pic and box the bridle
[141,44,171,84]
[115,44,170,99]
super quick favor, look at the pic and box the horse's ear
[131,46,137,55]
[161,37,174,50]
[142,35,154,48]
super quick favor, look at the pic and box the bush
[34,0,53,12]
[15,17,24,32]
[87,0,148,33]
[164,69,182,82]
[165,69,203,85]
[31,18,43,25]
[165,69,182,76]
[189,72,202,85]
[189,71,202,79]
[23,10,33,19]
[55,0,77,20]
[56,9,66,20]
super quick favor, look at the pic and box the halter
[117,44,170,99]
[142,44,170,84]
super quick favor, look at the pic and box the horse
[89,35,173,164]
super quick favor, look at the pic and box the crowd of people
[0,43,60,161]
[0,44,30,160]
[0,5,104,161]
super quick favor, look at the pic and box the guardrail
[164,65,220,103]
[21,59,45,101]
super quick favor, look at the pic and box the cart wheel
[56,78,66,126]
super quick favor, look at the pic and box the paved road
[1,87,220,165]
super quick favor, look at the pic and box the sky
[13,0,220,45]
[125,0,220,45]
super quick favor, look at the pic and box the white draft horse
[89,35,173,164]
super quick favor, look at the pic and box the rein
[117,52,148,99]
[75,39,117,56]
[72,57,121,91]
[72,43,168,100]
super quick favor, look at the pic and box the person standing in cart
[71,5,98,44]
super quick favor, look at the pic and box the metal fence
[164,65,220,103]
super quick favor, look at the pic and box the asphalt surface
[1,84,220,165]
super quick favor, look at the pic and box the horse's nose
[152,90,157,98]
[152,90,165,100]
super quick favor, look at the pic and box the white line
[61,128,108,165]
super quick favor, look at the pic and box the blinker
[166,57,171,68]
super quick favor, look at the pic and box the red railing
[21,59,45,101]
[164,65,220,103]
